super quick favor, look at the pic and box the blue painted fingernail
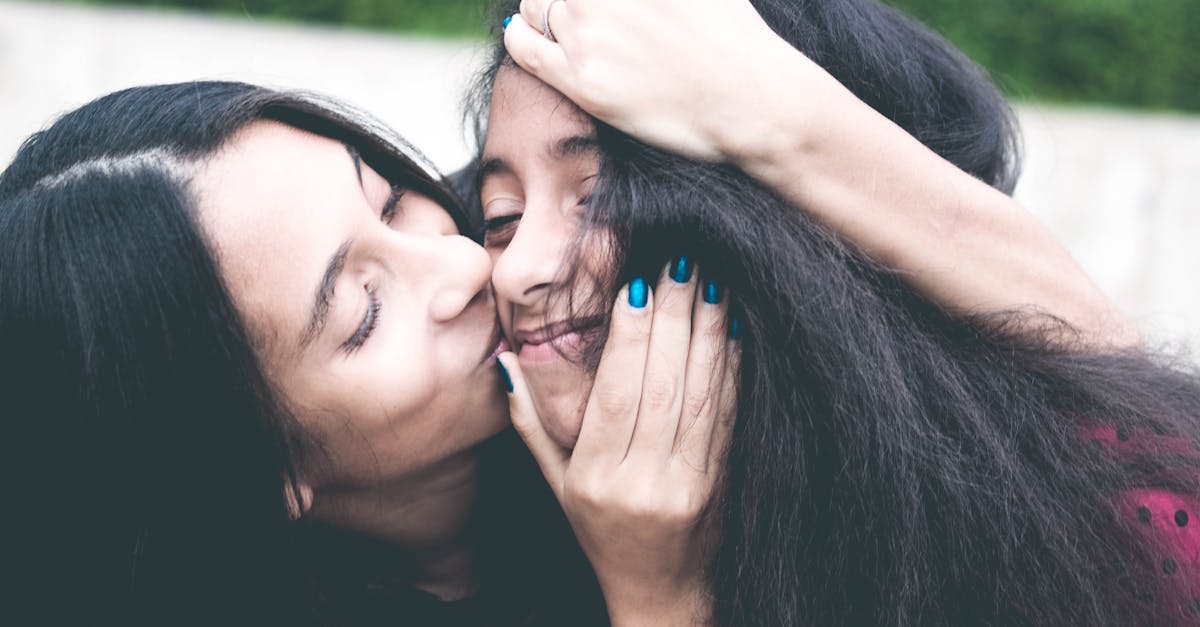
[669,255,693,283]
[730,318,741,340]
[497,360,513,393]
[502,15,512,30]
[703,279,722,305]
[628,277,648,309]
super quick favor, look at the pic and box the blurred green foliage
[63,0,1200,111]
[68,0,493,37]
[887,0,1200,111]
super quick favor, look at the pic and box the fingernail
[502,15,513,30]
[628,277,648,309]
[730,318,741,340]
[703,279,722,305]
[497,360,514,393]
[669,255,693,283]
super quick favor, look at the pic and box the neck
[308,450,481,600]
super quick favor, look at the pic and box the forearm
[723,48,1139,348]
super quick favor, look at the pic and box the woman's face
[195,120,509,488]
[480,67,604,449]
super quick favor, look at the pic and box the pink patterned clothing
[1092,425,1200,620]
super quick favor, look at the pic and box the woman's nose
[490,213,566,306]
[404,232,494,324]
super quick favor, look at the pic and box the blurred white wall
[0,1,485,170]
[1016,107,1200,352]
[2,1,1197,352]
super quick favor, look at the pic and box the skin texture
[195,120,509,596]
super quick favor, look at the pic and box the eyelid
[483,214,521,231]
[381,184,404,223]
[482,194,523,218]
[342,286,381,353]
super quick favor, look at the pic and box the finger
[503,12,572,90]
[706,323,742,476]
[673,275,733,470]
[573,277,654,466]
[518,0,571,39]
[499,352,568,497]
[628,257,699,458]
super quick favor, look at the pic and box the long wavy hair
[469,1,1200,624]
[0,81,483,624]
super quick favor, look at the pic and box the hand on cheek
[498,257,740,625]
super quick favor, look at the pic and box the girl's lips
[511,316,605,364]
[518,331,582,363]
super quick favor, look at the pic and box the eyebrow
[298,146,364,350]
[299,241,352,350]
[477,134,599,188]
[549,134,600,161]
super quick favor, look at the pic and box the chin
[517,356,593,450]
[529,387,587,450]
[544,414,582,450]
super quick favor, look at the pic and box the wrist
[713,40,833,170]
[604,579,714,627]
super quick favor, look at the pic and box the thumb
[498,352,568,495]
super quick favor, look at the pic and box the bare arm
[728,50,1139,346]
[504,0,1139,347]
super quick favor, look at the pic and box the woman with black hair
[0,81,741,625]
[479,0,1200,623]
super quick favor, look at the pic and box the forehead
[194,120,359,355]
[487,66,593,149]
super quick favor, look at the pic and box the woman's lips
[513,317,603,364]
[518,331,582,363]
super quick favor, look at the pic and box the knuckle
[567,473,616,508]
[640,373,679,412]
[631,489,699,528]
[683,390,713,420]
[593,386,637,418]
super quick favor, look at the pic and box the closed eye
[483,214,521,248]
[381,184,405,224]
[343,286,381,353]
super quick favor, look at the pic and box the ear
[284,479,314,521]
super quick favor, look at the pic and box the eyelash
[343,286,381,353]
[483,214,521,247]
[382,184,404,224]
[481,187,594,248]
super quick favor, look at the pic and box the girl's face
[480,67,604,449]
[195,120,509,488]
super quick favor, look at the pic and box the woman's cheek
[525,365,595,450]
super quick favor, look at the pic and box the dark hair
[469,1,1200,624]
[0,81,470,624]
